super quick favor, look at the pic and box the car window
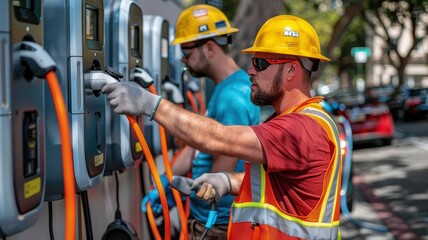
[408,88,428,97]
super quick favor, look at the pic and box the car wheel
[397,109,405,121]
[383,138,392,146]
[403,112,411,121]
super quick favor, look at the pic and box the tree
[314,0,368,85]
[281,0,367,89]
[362,0,428,91]
[229,0,284,68]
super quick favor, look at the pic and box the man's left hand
[191,172,231,204]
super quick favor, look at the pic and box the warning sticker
[24,177,41,199]
[94,153,104,167]
[135,142,142,153]
[193,8,208,18]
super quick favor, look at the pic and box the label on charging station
[94,153,104,167]
[135,142,142,153]
[24,177,41,199]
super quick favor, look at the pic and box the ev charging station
[0,0,45,236]
[104,0,144,173]
[43,0,111,199]
[142,15,171,157]
[168,25,185,97]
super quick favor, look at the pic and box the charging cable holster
[101,210,139,240]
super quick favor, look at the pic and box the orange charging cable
[148,85,188,240]
[146,204,162,240]
[46,71,76,240]
[127,115,171,240]
[186,90,199,114]
[194,92,206,115]
[182,89,208,218]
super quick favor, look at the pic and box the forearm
[228,172,244,195]
[100,82,266,163]
[211,155,239,173]
[154,99,220,151]
[171,145,195,176]
[153,99,265,164]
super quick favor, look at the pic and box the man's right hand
[101,81,162,118]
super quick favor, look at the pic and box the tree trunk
[230,0,284,69]
[312,0,366,83]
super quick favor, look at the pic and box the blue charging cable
[339,116,388,233]
[200,202,217,240]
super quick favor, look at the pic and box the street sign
[351,47,372,57]
[351,47,372,63]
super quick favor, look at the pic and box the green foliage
[283,0,363,83]
[336,15,366,67]
[283,1,340,48]
[365,0,428,24]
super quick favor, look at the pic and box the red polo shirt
[251,112,334,216]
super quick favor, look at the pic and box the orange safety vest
[228,97,342,240]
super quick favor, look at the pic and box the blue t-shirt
[191,69,260,224]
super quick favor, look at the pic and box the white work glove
[191,172,231,204]
[101,82,162,118]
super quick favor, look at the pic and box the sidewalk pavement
[340,178,395,240]
[340,169,421,240]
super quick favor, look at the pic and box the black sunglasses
[181,40,209,58]
[251,58,295,72]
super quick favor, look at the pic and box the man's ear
[288,62,297,73]
[204,40,215,58]
[287,62,298,80]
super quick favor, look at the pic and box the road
[340,119,428,240]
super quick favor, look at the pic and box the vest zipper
[251,222,260,240]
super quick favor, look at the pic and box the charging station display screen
[13,0,41,24]
[13,0,32,8]
[85,6,98,41]
[131,25,139,52]
[130,24,141,58]
[161,38,168,59]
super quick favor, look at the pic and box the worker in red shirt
[102,14,342,239]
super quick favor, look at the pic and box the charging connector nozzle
[84,71,120,91]
[162,81,184,104]
[131,67,154,88]
[15,41,57,78]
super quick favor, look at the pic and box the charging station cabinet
[143,15,170,156]
[104,0,144,173]
[43,0,108,200]
[0,0,45,236]
[168,24,185,95]
[141,15,176,205]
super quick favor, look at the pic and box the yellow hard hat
[242,15,330,62]
[171,4,239,45]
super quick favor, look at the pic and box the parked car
[391,88,428,121]
[365,85,395,104]
[325,90,395,146]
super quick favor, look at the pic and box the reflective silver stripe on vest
[301,108,341,223]
[232,207,339,239]
[250,163,262,202]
